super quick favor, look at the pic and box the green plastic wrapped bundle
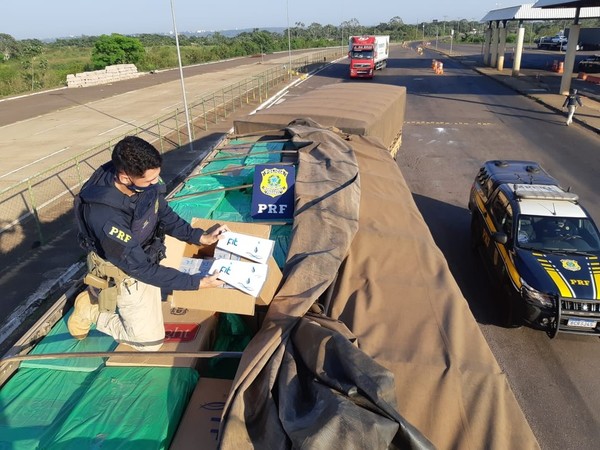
[210,190,253,223]
[207,314,252,379]
[0,367,198,449]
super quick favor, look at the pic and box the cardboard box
[169,377,233,450]
[106,304,217,368]
[162,218,282,315]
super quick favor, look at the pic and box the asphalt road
[0,49,317,187]
[283,47,600,450]
[3,45,600,449]
[395,46,600,450]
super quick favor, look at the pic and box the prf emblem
[561,259,581,272]
[260,168,288,198]
[108,226,132,243]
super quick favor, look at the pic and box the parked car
[578,54,600,73]
[537,35,568,50]
[468,160,600,337]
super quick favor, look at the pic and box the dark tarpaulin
[218,119,434,450]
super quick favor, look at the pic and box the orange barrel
[438,62,444,74]
[558,62,564,74]
[432,59,437,69]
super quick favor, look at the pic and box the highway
[0,49,320,187]
[276,46,600,450]
[397,45,600,450]
[2,44,600,449]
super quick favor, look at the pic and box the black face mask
[127,183,158,193]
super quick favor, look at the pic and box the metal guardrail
[0,48,345,266]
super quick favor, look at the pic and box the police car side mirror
[492,232,508,245]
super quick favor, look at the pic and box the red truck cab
[348,35,389,79]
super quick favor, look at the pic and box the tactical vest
[74,167,165,312]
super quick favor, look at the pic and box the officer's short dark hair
[112,136,162,177]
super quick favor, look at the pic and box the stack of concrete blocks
[66,64,142,88]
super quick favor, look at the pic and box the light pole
[170,0,193,151]
[286,0,292,75]
[422,23,425,44]
[31,56,35,91]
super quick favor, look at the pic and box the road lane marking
[98,122,137,136]
[34,121,76,135]
[0,147,70,180]
[405,121,492,126]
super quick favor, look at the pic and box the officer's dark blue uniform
[76,161,205,291]
[72,160,209,350]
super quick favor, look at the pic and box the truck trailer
[0,79,540,448]
[566,27,600,51]
[348,35,389,78]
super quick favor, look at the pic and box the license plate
[567,318,597,328]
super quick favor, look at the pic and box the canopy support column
[560,9,581,95]
[490,21,500,68]
[497,20,508,70]
[512,21,525,77]
[483,23,492,66]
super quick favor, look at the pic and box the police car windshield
[516,215,600,253]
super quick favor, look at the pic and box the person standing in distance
[68,135,229,351]
[562,88,583,126]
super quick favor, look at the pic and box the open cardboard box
[161,218,282,316]
[106,302,217,368]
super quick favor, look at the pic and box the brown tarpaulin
[219,119,432,449]
[219,120,539,449]
[234,83,406,152]
[330,135,540,450]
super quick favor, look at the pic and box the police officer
[562,88,583,126]
[68,136,229,351]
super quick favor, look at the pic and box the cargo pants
[94,278,165,352]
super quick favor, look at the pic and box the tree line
[2,17,600,97]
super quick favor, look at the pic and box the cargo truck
[0,80,539,449]
[348,35,389,78]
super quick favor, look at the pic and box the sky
[4,1,511,41]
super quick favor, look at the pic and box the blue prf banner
[251,164,295,221]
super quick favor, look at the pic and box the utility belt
[84,252,135,314]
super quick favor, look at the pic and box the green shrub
[91,34,144,69]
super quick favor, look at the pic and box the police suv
[469,160,600,337]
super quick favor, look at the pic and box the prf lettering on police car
[257,204,288,214]
[109,226,132,243]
